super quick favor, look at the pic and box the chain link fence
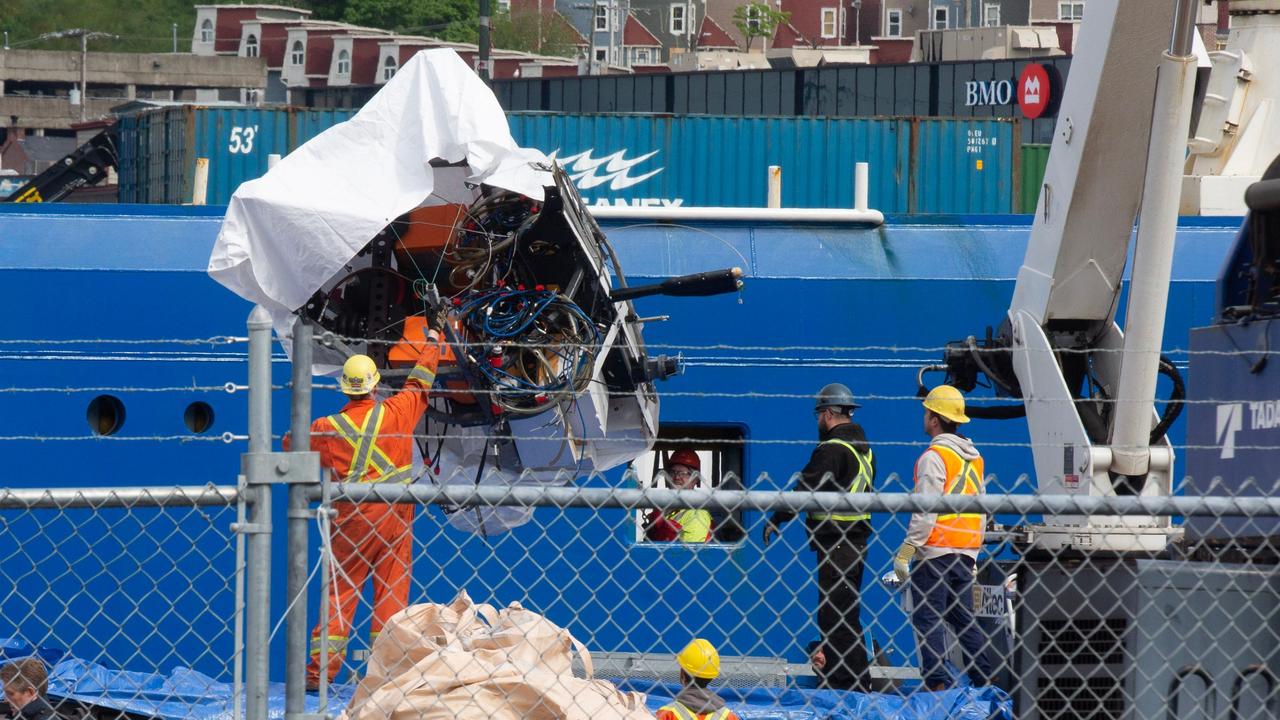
[0,486,244,719]
[2,324,1278,720]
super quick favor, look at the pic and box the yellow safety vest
[809,439,874,522]
[658,702,732,720]
[326,404,413,484]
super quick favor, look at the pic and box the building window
[1058,1,1084,20]
[746,4,762,32]
[382,55,397,80]
[886,8,902,36]
[984,3,1001,26]
[631,426,746,546]
[595,47,608,61]
[821,8,838,38]
[497,0,510,10]
[245,34,258,57]
[635,47,652,64]
[337,49,350,75]
[595,4,609,31]
[933,6,949,29]
[200,19,214,43]
[670,3,686,34]
[290,40,304,65]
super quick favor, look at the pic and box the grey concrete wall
[0,49,266,90]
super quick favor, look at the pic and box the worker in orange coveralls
[287,330,442,689]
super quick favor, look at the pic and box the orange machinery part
[389,316,476,405]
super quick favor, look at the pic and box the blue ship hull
[0,204,1239,681]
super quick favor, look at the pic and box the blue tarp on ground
[34,654,1009,720]
[46,660,355,720]
[625,679,1012,720]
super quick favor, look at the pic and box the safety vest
[669,508,712,542]
[809,439,874,522]
[658,702,732,720]
[326,404,413,484]
[924,444,984,549]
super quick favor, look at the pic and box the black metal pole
[479,0,492,83]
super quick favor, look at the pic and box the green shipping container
[1019,144,1051,214]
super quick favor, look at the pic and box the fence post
[244,306,273,720]
[285,319,314,720]
[767,165,782,209]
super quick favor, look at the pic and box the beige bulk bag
[340,590,654,720]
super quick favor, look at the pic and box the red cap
[668,449,700,472]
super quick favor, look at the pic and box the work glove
[893,544,918,583]
[762,521,780,547]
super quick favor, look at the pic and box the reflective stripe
[407,365,436,386]
[708,710,731,720]
[810,439,873,522]
[327,406,413,483]
[925,445,985,549]
[658,703,698,720]
[348,405,384,483]
[310,635,348,654]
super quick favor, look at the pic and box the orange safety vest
[923,445,985,549]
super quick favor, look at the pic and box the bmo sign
[963,63,1054,119]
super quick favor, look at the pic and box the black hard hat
[815,383,861,412]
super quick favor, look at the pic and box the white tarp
[208,49,552,334]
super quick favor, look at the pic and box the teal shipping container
[117,106,290,204]
[118,105,1017,213]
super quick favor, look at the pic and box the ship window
[87,395,126,436]
[184,402,215,434]
[631,425,746,546]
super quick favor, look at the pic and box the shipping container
[909,118,1017,214]
[119,107,1017,213]
[117,106,290,205]
[508,114,910,211]
[1018,144,1051,213]
[490,57,1071,144]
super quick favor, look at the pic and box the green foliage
[340,0,478,41]
[0,0,219,53]
[491,10,581,58]
[732,1,789,51]
[0,0,478,53]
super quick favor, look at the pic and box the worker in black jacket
[763,383,876,692]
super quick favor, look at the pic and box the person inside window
[644,448,712,543]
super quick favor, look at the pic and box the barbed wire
[0,335,1274,358]
[2,431,1273,453]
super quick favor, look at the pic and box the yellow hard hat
[676,639,720,680]
[923,384,970,424]
[339,354,380,395]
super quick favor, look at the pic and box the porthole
[184,401,215,433]
[86,395,126,436]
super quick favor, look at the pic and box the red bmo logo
[1019,63,1050,119]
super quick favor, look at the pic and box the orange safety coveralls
[297,344,440,685]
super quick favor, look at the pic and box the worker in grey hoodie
[892,385,996,691]
[655,639,740,720]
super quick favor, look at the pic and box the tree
[0,0,212,53]
[341,0,477,41]
[732,1,789,51]
[491,9,582,57]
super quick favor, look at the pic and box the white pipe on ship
[588,205,885,226]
